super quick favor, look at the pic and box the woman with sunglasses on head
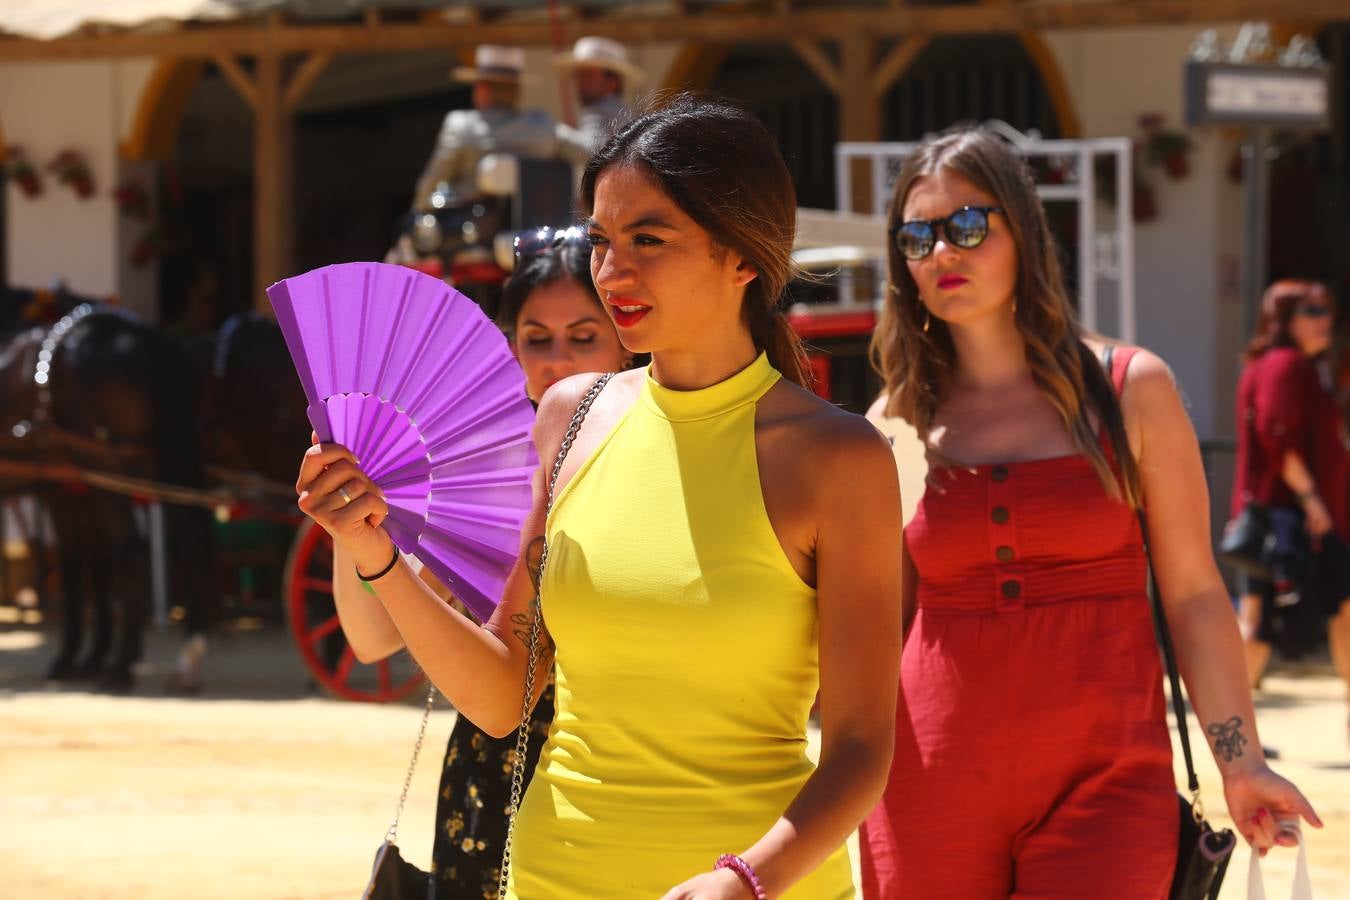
[1231,279,1350,741]
[327,229,633,899]
[858,125,1318,899]
[300,94,903,899]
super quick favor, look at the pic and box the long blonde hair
[869,125,1142,506]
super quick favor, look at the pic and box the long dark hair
[579,94,811,388]
[1244,278,1331,362]
[870,124,1141,506]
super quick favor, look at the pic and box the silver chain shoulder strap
[497,373,612,900]
[385,681,438,845]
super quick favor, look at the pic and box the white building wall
[1044,26,1246,441]
[0,58,157,317]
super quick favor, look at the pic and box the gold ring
[338,486,353,506]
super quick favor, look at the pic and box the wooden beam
[839,32,879,142]
[871,35,929,98]
[253,52,293,313]
[283,51,333,111]
[790,40,841,94]
[838,31,880,213]
[212,53,257,109]
[0,0,1345,62]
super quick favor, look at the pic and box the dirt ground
[2,611,1348,900]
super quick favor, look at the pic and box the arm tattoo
[1206,716,1248,762]
[510,611,555,657]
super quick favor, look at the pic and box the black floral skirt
[430,681,555,899]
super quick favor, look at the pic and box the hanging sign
[1185,61,1330,129]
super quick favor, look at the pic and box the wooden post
[253,51,292,312]
[838,32,879,213]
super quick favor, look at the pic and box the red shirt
[1231,346,1350,535]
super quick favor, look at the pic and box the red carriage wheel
[282,520,426,703]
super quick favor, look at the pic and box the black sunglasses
[513,225,590,260]
[890,206,1003,260]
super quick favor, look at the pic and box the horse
[0,304,217,692]
[203,312,310,487]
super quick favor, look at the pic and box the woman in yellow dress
[297,95,904,899]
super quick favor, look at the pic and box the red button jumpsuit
[861,347,1176,898]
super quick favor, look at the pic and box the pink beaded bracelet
[714,854,768,900]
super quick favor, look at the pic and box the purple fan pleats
[267,262,539,621]
[415,536,520,624]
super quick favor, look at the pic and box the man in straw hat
[554,36,645,149]
[411,45,568,212]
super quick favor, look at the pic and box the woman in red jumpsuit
[861,125,1320,898]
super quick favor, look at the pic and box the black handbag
[365,840,434,900]
[1219,502,1274,579]
[362,686,436,900]
[1100,346,1237,900]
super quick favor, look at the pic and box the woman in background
[1232,279,1350,742]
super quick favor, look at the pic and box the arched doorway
[669,33,1075,212]
[706,44,840,209]
[290,56,470,275]
[882,34,1070,141]
[138,53,470,330]
[159,63,256,331]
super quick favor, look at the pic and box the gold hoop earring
[923,309,931,333]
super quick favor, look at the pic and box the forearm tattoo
[510,611,555,659]
[1207,716,1248,762]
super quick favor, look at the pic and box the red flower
[46,149,95,199]
[4,147,42,198]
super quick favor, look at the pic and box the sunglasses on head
[513,225,590,260]
[890,206,1003,260]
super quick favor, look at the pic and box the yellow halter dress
[507,353,855,899]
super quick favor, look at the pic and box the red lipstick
[937,274,969,290]
[608,298,652,328]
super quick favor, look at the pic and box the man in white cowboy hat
[411,45,568,212]
[554,36,646,149]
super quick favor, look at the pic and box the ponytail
[746,297,812,390]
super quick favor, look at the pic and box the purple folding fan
[267,262,537,621]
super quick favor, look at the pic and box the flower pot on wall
[46,149,95,199]
[5,147,42,198]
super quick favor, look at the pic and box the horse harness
[27,303,155,473]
